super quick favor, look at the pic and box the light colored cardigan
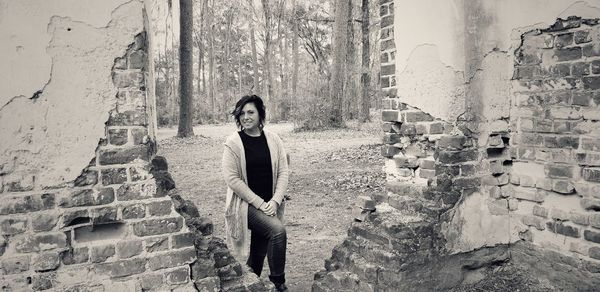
[222,129,289,260]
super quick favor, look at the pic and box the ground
[157,119,384,291]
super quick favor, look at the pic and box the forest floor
[156,117,385,292]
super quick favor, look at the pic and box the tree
[359,0,370,122]
[329,0,350,127]
[178,0,195,137]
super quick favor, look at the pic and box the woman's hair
[231,95,266,129]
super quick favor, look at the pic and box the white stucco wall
[394,0,600,122]
[0,0,146,189]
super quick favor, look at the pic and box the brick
[572,62,590,76]
[583,167,600,182]
[592,60,600,74]
[583,76,600,90]
[591,213,600,228]
[1,217,27,235]
[101,168,127,185]
[117,240,143,259]
[140,274,164,291]
[550,64,571,77]
[74,169,99,187]
[533,205,548,218]
[167,267,189,284]
[590,247,600,260]
[521,216,545,230]
[0,193,55,215]
[419,169,436,179]
[60,188,115,208]
[61,247,89,265]
[512,188,546,203]
[96,258,147,278]
[31,272,55,291]
[383,133,401,144]
[552,179,575,194]
[380,15,394,28]
[554,47,581,61]
[583,43,600,57]
[133,217,183,237]
[99,145,152,165]
[543,136,579,149]
[122,204,145,219]
[429,122,444,134]
[33,252,60,272]
[2,255,30,274]
[108,129,128,146]
[131,128,148,145]
[550,208,569,221]
[554,33,573,48]
[381,64,395,76]
[546,221,580,237]
[382,145,400,157]
[116,182,156,201]
[381,110,400,122]
[91,244,115,263]
[113,70,144,88]
[32,212,58,232]
[582,138,600,152]
[172,233,195,249]
[574,30,591,44]
[403,111,433,122]
[350,224,389,246]
[91,207,117,224]
[393,155,419,168]
[437,136,467,150]
[570,212,589,226]
[62,209,90,227]
[585,229,600,244]
[146,236,169,253]
[420,159,435,170]
[399,123,416,135]
[128,50,146,69]
[582,198,600,211]
[380,39,395,51]
[148,248,196,271]
[15,233,67,253]
[108,109,146,126]
[437,150,478,164]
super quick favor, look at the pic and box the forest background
[153,0,385,131]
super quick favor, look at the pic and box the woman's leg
[247,231,268,276]
[247,205,287,283]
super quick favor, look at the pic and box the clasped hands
[259,200,278,216]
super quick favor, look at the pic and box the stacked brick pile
[510,16,600,262]
[0,31,266,291]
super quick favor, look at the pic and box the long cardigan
[222,129,289,260]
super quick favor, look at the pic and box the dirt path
[157,121,384,291]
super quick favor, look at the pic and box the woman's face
[240,102,260,131]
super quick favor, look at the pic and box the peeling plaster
[395,45,466,122]
[0,0,135,102]
[0,0,145,188]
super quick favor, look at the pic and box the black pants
[247,205,287,284]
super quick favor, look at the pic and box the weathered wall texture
[313,0,600,291]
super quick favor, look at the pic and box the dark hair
[231,95,266,129]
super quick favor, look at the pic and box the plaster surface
[393,0,600,122]
[0,0,145,188]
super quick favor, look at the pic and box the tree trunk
[250,26,260,94]
[329,0,350,127]
[261,0,273,120]
[178,0,195,137]
[291,0,299,112]
[207,1,215,122]
[345,0,357,120]
[359,0,370,122]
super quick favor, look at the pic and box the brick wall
[312,8,600,292]
[510,16,600,261]
[379,0,396,96]
[0,24,267,291]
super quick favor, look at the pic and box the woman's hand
[259,201,276,216]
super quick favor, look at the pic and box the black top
[239,131,273,201]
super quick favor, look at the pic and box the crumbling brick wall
[312,4,600,291]
[510,16,600,262]
[0,2,267,291]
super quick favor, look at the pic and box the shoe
[273,283,288,292]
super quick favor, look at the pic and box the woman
[222,95,289,291]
